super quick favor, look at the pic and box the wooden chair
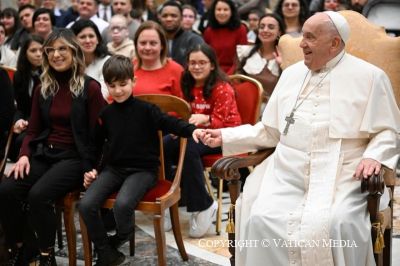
[211,10,400,266]
[0,65,16,82]
[202,74,263,235]
[79,94,190,266]
[0,128,13,177]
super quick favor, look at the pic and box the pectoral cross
[283,111,295,135]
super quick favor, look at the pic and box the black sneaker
[95,245,125,266]
[5,246,28,266]
[108,234,129,250]
[38,249,57,266]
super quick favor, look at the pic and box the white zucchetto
[324,11,350,43]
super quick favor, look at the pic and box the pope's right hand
[13,119,29,134]
[7,155,30,180]
[83,169,98,189]
[202,129,222,148]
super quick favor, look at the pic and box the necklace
[282,53,345,135]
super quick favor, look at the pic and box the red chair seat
[202,154,223,167]
[108,179,172,202]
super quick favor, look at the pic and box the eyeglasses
[110,26,127,32]
[188,60,210,68]
[44,46,69,56]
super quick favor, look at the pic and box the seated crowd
[0,0,397,265]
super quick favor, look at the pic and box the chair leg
[170,204,188,261]
[63,200,77,266]
[203,170,216,201]
[382,228,392,266]
[153,213,167,266]
[55,206,63,249]
[129,223,135,256]
[79,214,93,266]
[215,178,223,235]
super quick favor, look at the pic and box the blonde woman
[0,29,106,265]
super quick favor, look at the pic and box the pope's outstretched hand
[201,129,222,148]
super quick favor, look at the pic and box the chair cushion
[202,154,223,167]
[108,179,172,202]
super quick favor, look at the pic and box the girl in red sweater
[164,43,241,238]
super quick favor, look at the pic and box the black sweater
[95,96,196,171]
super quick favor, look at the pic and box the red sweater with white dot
[189,81,241,128]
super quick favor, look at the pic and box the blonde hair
[41,29,86,98]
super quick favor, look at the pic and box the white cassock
[221,51,400,266]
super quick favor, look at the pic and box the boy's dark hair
[103,55,134,84]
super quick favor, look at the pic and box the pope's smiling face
[299,13,341,71]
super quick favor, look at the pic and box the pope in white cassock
[194,11,400,266]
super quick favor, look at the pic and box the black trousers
[0,147,83,250]
[79,166,157,249]
[163,136,219,212]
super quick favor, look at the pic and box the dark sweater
[95,96,196,171]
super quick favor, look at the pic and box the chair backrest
[135,94,191,190]
[278,10,400,106]
[229,74,263,125]
[0,65,16,82]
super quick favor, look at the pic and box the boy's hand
[192,129,206,143]
[84,169,98,189]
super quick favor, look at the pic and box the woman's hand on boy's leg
[83,169,98,189]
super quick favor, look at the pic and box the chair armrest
[211,148,275,181]
[361,170,385,196]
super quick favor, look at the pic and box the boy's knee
[78,196,99,215]
[113,199,134,216]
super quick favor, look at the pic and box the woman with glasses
[132,21,183,97]
[274,0,309,36]
[203,0,248,74]
[237,13,285,109]
[9,34,44,162]
[71,19,111,99]
[181,4,199,33]
[164,43,241,238]
[0,28,106,266]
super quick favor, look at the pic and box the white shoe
[164,209,172,232]
[189,201,217,238]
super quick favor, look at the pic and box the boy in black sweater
[79,55,202,266]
